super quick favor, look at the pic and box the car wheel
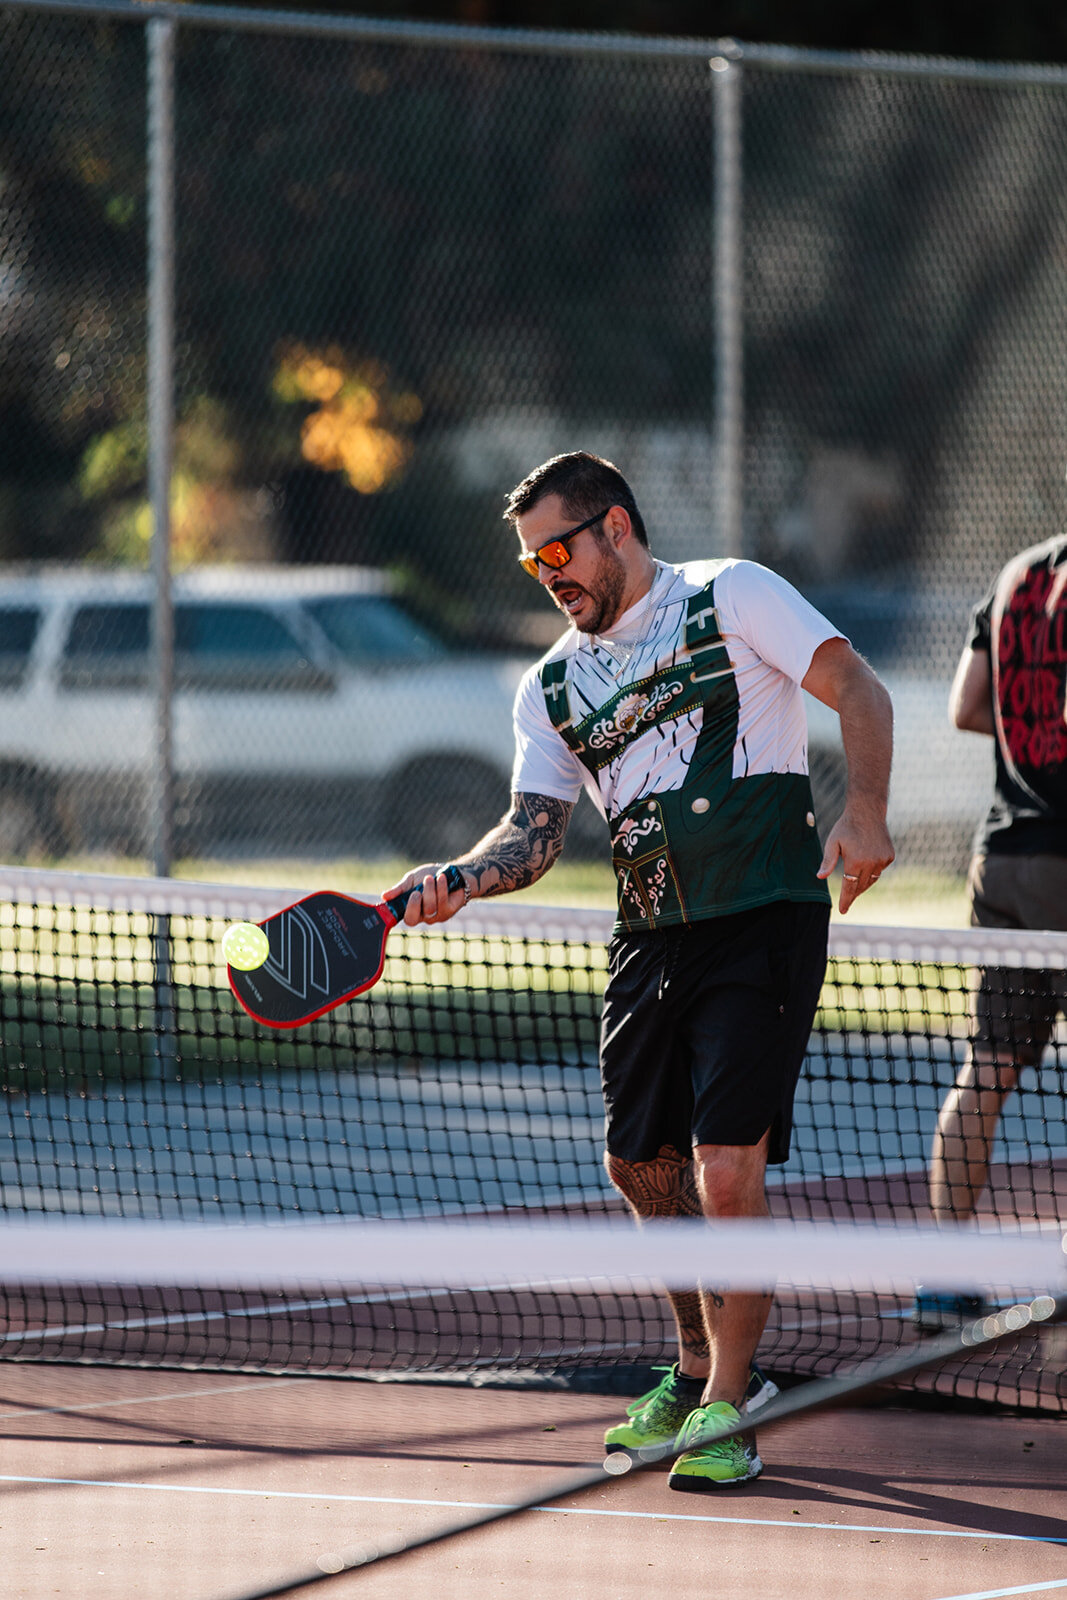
[387,756,510,864]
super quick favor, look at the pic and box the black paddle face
[227,867,466,1029]
[228,892,392,1028]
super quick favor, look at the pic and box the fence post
[711,44,744,557]
[147,14,175,879]
[147,15,176,1072]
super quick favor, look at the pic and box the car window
[175,604,305,659]
[0,605,41,689]
[60,603,150,688]
[60,601,332,692]
[304,595,444,664]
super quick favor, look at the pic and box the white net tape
[0,1217,1063,1297]
[0,864,1066,969]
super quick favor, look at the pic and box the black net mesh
[0,870,1063,1413]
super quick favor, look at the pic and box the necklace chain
[594,569,659,681]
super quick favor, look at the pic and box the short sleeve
[510,663,587,802]
[969,592,993,654]
[714,561,846,683]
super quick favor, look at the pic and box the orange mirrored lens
[537,540,571,568]
[517,538,572,578]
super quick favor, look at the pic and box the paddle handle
[384,863,468,925]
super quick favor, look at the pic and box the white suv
[0,565,528,862]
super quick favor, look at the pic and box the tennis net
[0,865,1064,1413]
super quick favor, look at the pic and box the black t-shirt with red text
[970,532,1067,856]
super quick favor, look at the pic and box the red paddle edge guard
[225,865,467,1030]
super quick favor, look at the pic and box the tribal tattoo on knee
[604,1145,703,1219]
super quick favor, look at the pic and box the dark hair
[502,451,649,548]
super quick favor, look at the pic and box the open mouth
[551,582,586,616]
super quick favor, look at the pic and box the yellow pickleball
[222,921,270,972]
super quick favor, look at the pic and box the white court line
[931,1583,1067,1600]
[1,1292,369,1344]
[0,1474,1063,1546]
[3,1277,585,1348]
[0,1376,304,1422]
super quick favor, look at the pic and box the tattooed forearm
[455,792,573,899]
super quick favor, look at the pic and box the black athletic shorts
[969,852,1067,1067]
[599,898,830,1167]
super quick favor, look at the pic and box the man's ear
[603,504,631,548]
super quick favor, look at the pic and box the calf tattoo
[605,1146,722,1359]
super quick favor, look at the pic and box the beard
[549,538,627,634]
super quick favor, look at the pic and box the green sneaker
[667,1401,763,1490]
[603,1365,703,1456]
[604,1364,776,1458]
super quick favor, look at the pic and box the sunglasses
[517,508,612,580]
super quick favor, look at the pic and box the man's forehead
[515,494,567,543]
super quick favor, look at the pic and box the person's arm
[802,636,895,914]
[382,790,574,927]
[948,645,995,736]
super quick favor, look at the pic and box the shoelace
[675,1404,741,1452]
[624,1365,678,1417]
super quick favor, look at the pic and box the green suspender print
[541,577,828,931]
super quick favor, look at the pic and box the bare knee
[692,1139,769,1219]
[604,1145,701,1220]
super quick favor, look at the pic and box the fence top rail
[5,0,1067,86]
[0,0,712,58]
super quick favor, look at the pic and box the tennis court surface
[0,866,1065,1596]
[3,1322,1064,1600]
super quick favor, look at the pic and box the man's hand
[381,863,470,928]
[817,802,896,914]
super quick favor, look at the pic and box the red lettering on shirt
[994,561,1067,778]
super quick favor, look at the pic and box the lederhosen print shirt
[511,558,842,932]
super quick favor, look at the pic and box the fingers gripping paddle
[225,865,467,1029]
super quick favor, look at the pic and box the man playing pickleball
[384,451,894,1490]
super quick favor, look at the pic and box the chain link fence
[1,3,1066,879]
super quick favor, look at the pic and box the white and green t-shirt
[512,558,843,928]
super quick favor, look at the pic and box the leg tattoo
[604,1145,703,1220]
[605,1145,709,1363]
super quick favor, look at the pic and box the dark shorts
[599,898,830,1167]
[969,852,1067,1066]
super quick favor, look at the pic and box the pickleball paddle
[225,865,467,1029]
